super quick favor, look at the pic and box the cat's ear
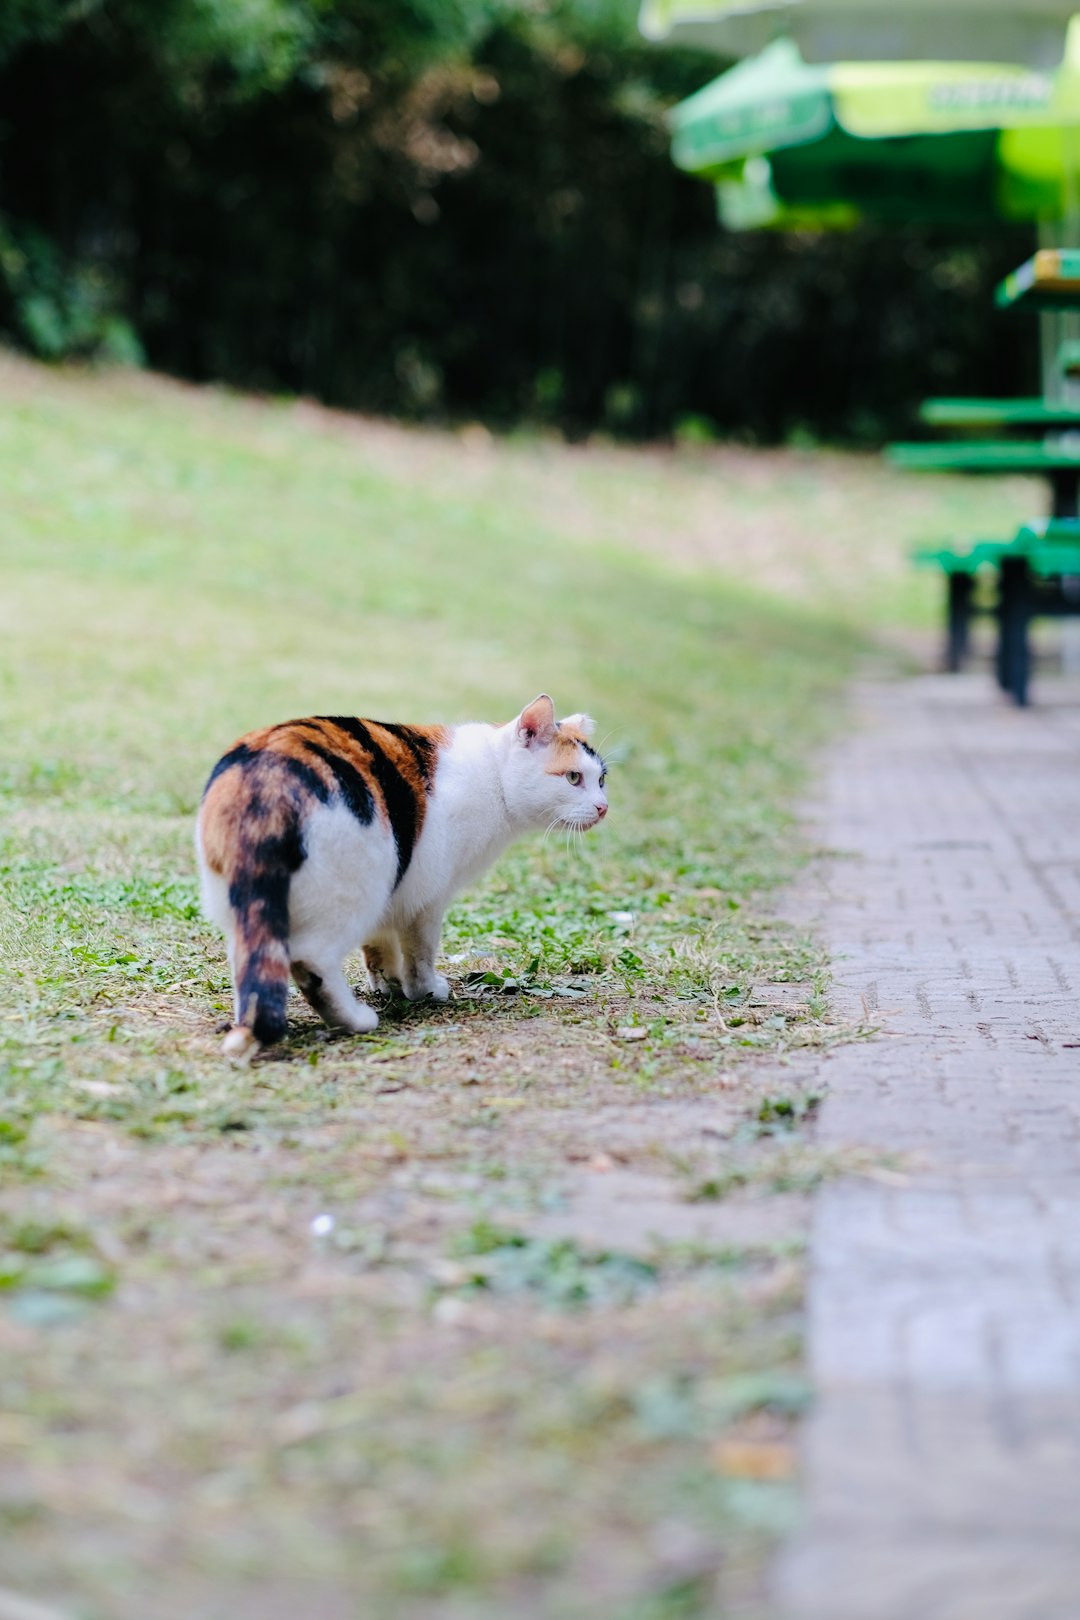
[560,712,596,739]
[516,694,557,748]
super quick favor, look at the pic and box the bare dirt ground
[2,978,851,1620]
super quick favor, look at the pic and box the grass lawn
[0,353,1040,1619]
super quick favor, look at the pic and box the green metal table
[888,438,1080,519]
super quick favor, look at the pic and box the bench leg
[997,556,1031,706]
[945,572,973,672]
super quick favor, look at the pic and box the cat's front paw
[403,968,451,1003]
[339,1002,380,1034]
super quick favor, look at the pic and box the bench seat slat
[890,440,1080,473]
[913,519,1080,577]
[919,399,1080,429]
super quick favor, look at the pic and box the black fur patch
[238,947,289,1044]
[227,820,305,1047]
[302,740,375,826]
[204,742,332,807]
[324,716,419,888]
[277,752,334,804]
[292,961,339,1026]
[203,742,253,795]
[379,721,440,788]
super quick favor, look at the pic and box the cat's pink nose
[596,803,607,820]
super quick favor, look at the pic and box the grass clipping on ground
[0,356,877,1619]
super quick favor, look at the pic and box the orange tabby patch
[199,760,300,878]
[545,726,594,774]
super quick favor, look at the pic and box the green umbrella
[640,0,1080,70]
[669,36,1080,226]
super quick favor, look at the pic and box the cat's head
[503,694,608,831]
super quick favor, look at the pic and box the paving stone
[772,674,1080,1620]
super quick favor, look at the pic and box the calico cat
[196,694,608,1058]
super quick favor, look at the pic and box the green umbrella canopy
[669,37,1080,225]
[640,0,1080,70]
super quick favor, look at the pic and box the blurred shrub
[0,1,1034,439]
[0,218,144,365]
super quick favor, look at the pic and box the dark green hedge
[0,1,1035,441]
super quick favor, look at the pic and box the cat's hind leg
[363,933,405,996]
[291,959,379,1035]
[399,909,450,1003]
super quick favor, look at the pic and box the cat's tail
[223,870,293,1059]
[198,773,301,1060]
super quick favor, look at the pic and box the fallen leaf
[711,1438,796,1480]
[71,1080,127,1098]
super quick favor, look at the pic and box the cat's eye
[566,770,583,786]
[599,771,607,788]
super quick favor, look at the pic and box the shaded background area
[0,0,1035,441]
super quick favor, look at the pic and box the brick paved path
[772,674,1080,1620]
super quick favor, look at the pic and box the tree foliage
[0,0,1033,441]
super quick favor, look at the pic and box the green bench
[891,248,1080,705]
[912,540,1013,675]
[913,520,1080,703]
